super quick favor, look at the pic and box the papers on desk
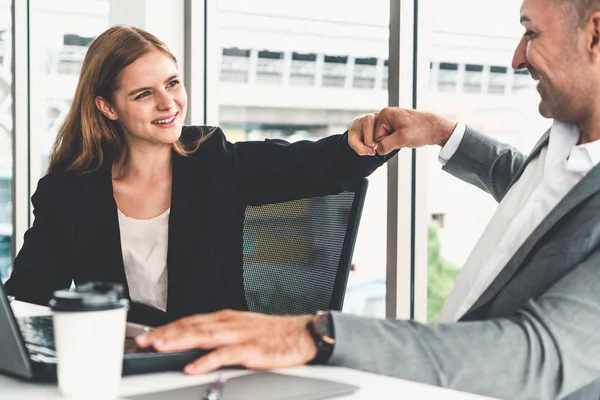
[127,371,359,400]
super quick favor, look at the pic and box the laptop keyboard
[16,315,154,355]
[17,316,55,350]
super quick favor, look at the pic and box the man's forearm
[442,127,527,202]
[329,247,600,399]
[329,312,561,399]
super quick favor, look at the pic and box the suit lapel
[462,157,600,318]
[165,150,217,316]
[502,129,550,195]
[82,164,129,295]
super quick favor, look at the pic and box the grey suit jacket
[329,127,600,400]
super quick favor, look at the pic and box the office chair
[242,178,368,316]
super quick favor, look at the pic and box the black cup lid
[49,282,129,312]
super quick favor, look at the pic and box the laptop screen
[0,282,34,380]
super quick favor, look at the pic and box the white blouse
[118,208,170,312]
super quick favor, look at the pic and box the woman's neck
[112,144,172,182]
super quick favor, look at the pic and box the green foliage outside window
[427,223,460,322]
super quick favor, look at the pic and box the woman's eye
[167,80,179,88]
[135,91,151,100]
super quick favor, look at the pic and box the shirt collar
[547,120,600,173]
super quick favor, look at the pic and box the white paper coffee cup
[50,282,129,400]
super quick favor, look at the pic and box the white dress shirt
[437,120,600,322]
[118,208,170,312]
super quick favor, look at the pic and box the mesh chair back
[242,179,368,315]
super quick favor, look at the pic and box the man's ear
[95,96,119,120]
[586,12,600,54]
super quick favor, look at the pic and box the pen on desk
[202,375,226,400]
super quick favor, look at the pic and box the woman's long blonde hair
[48,25,212,175]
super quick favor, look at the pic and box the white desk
[2,301,497,399]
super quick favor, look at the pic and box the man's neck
[577,115,600,144]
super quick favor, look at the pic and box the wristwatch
[306,310,335,365]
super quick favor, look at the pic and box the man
[136,0,600,398]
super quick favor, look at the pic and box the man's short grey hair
[553,0,600,28]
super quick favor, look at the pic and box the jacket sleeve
[4,175,74,306]
[329,245,600,400]
[212,128,395,205]
[442,126,527,202]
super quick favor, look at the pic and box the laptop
[0,282,209,382]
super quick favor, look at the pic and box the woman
[5,26,391,325]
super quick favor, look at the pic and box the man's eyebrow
[520,15,531,24]
[127,74,179,97]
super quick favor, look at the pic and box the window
[513,69,531,92]
[322,55,348,88]
[290,52,317,86]
[30,0,109,181]
[489,66,508,94]
[256,50,284,85]
[0,29,5,65]
[56,34,95,75]
[418,0,550,322]
[438,62,459,92]
[221,47,251,83]
[463,64,483,93]
[382,59,388,90]
[353,57,378,89]
[0,0,12,281]
[214,0,389,317]
[431,213,445,229]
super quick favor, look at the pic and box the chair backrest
[242,179,368,315]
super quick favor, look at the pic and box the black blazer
[5,127,389,325]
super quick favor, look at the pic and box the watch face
[315,312,334,341]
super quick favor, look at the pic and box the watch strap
[306,311,335,365]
